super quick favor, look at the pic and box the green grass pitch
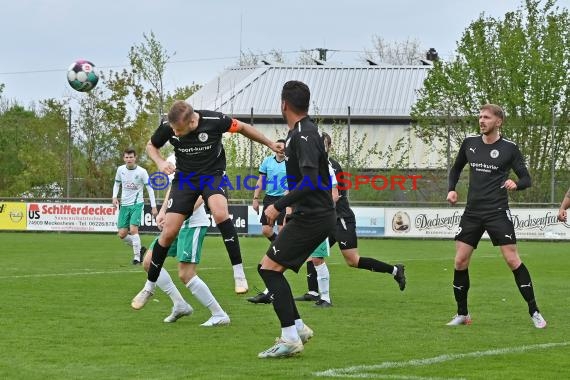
[0,232,568,379]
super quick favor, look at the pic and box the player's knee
[118,230,128,239]
[345,257,358,267]
[342,251,359,267]
[454,257,469,270]
[504,256,521,270]
[212,212,230,224]
[312,257,325,266]
[207,196,229,223]
[179,269,196,284]
[159,229,177,246]
[142,255,151,272]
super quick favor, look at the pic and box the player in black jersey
[446,104,546,329]
[294,132,406,306]
[257,81,336,358]
[131,100,282,310]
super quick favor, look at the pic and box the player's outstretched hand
[271,141,285,155]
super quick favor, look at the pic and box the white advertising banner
[245,206,385,237]
[384,208,570,240]
[27,203,118,232]
[352,207,385,237]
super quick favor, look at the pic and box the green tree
[412,0,570,202]
[70,33,202,198]
[129,31,172,119]
[0,103,68,197]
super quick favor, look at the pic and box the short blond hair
[168,100,194,124]
[480,104,505,122]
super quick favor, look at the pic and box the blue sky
[1,0,567,106]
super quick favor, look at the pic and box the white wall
[243,123,447,169]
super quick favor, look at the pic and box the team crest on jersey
[490,149,499,158]
[198,132,208,142]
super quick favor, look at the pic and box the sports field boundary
[314,342,570,378]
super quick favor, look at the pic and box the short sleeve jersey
[284,116,334,213]
[449,135,530,211]
[165,154,210,228]
[259,155,287,197]
[114,165,150,206]
[151,110,234,178]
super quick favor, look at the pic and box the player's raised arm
[231,120,283,154]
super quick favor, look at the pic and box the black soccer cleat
[132,259,141,265]
[294,293,320,302]
[140,246,147,262]
[394,264,406,291]
[314,299,333,308]
[247,292,273,304]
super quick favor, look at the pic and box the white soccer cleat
[131,289,154,310]
[531,311,547,329]
[446,314,472,326]
[163,303,194,323]
[200,314,231,327]
[234,277,249,294]
[258,337,304,358]
[298,324,314,344]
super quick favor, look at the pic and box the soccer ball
[67,59,99,92]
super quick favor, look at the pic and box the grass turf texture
[0,232,568,379]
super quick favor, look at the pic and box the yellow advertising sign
[0,202,27,230]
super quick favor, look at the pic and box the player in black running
[294,132,406,306]
[131,101,282,310]
[445,103,546,329]
[257,81,336,358]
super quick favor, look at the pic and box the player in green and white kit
[140,154,230,326]
[112,148,158,264]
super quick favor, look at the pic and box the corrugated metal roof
[187,65,431,119]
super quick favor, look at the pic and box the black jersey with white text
[150,110,233,177]
[448,135,531,211]
[276,116,334,214]
[328,157,355,219]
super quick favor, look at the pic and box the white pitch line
[0,264,261,280]
[0,269,141,279]
[0,253,502,280]
[314,342,570,378]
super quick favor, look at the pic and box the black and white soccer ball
[67,59,99,92]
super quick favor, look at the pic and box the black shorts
[266,210,336,272]
[260,195,286,226]
[455,209,516,248]
[166,174,228,216]
[328,217,358,250]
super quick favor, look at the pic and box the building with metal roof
[187,64,444,169]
